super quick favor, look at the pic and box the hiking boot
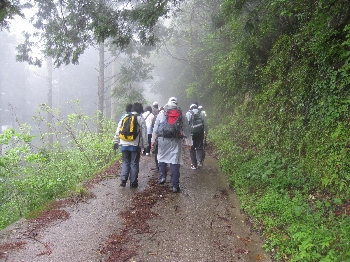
[158,178,166,184]
[172,186,180,193]
[191,164,197,170]
[120,180,127,187]
[130,182,138,188]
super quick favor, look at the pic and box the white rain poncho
[152,104,192,165]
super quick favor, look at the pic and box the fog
[0,32,163,133]
[1,36,94,123]
[0,0,219,142]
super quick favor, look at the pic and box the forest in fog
[0,0,216,136]
[1,36,97,127]
[0,28,163,136]
[1,0,350,261]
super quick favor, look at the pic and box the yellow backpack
[118,113,139,141]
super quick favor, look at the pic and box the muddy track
[0,148,272,262]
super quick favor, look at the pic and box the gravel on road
[0,149,272,262]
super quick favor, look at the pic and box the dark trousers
[153,138,159,169]
[120,150,141,184]
[158,162,180,188]
[144,134,152,154]
[190,133,205,167]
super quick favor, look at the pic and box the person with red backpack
[151,97,192,193]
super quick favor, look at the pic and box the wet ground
[0,148,272,262]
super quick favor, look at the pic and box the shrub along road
[0,148,272,261]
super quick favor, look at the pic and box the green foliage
[0,0,30,30]
[4,0,350,260]
[202,0,350,260]
[15,0,173,67]
[0,107,119,230]
[70,185,92,200]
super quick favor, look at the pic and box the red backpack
[157,108,183,139]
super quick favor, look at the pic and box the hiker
[198,105,206,117]
[151,106,164,170]
[152,101,159,115]
[197,105,208,162]
[142,105,154,156]
[113,102,148,188]
[114,103,133,150]
[150,102,160,150]
[151,102,160,134]
[117,103,133,122]
[186,103,209,169]
[151,97,192,193]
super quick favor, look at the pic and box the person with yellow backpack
[113,102,148,188]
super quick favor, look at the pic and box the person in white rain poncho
[141,105,154,156]
[151,97,192,193]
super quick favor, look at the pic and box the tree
[111,53,154,115]
[0,32,28,129]
[97,42,105,132]
[149,0,223,107]
[46,56,53,144]
[16,0,172,67]
[15,0,172,131]
[0,0,31,30]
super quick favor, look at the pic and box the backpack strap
[144,112,151,120]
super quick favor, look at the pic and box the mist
[0,0,219,145]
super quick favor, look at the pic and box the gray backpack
[189,110,204,135]
[157,109,183,139]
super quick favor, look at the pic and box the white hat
[153,101,158,106]
[167,97,178,106]
[190,104,197,109]
[198,105,203,109]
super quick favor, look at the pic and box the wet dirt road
[0,149,272,262]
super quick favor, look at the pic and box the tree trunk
[111,59,117,122]
[97,42,105,133]
[46,57,53,145]
[104,80,111,119]
[104,53,111,119]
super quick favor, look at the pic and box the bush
[0,110,119,230]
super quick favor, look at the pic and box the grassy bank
[0,111,119,230]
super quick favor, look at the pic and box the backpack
[157,108,183,139]
[189,110,204,135]
[118,113,139,141]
